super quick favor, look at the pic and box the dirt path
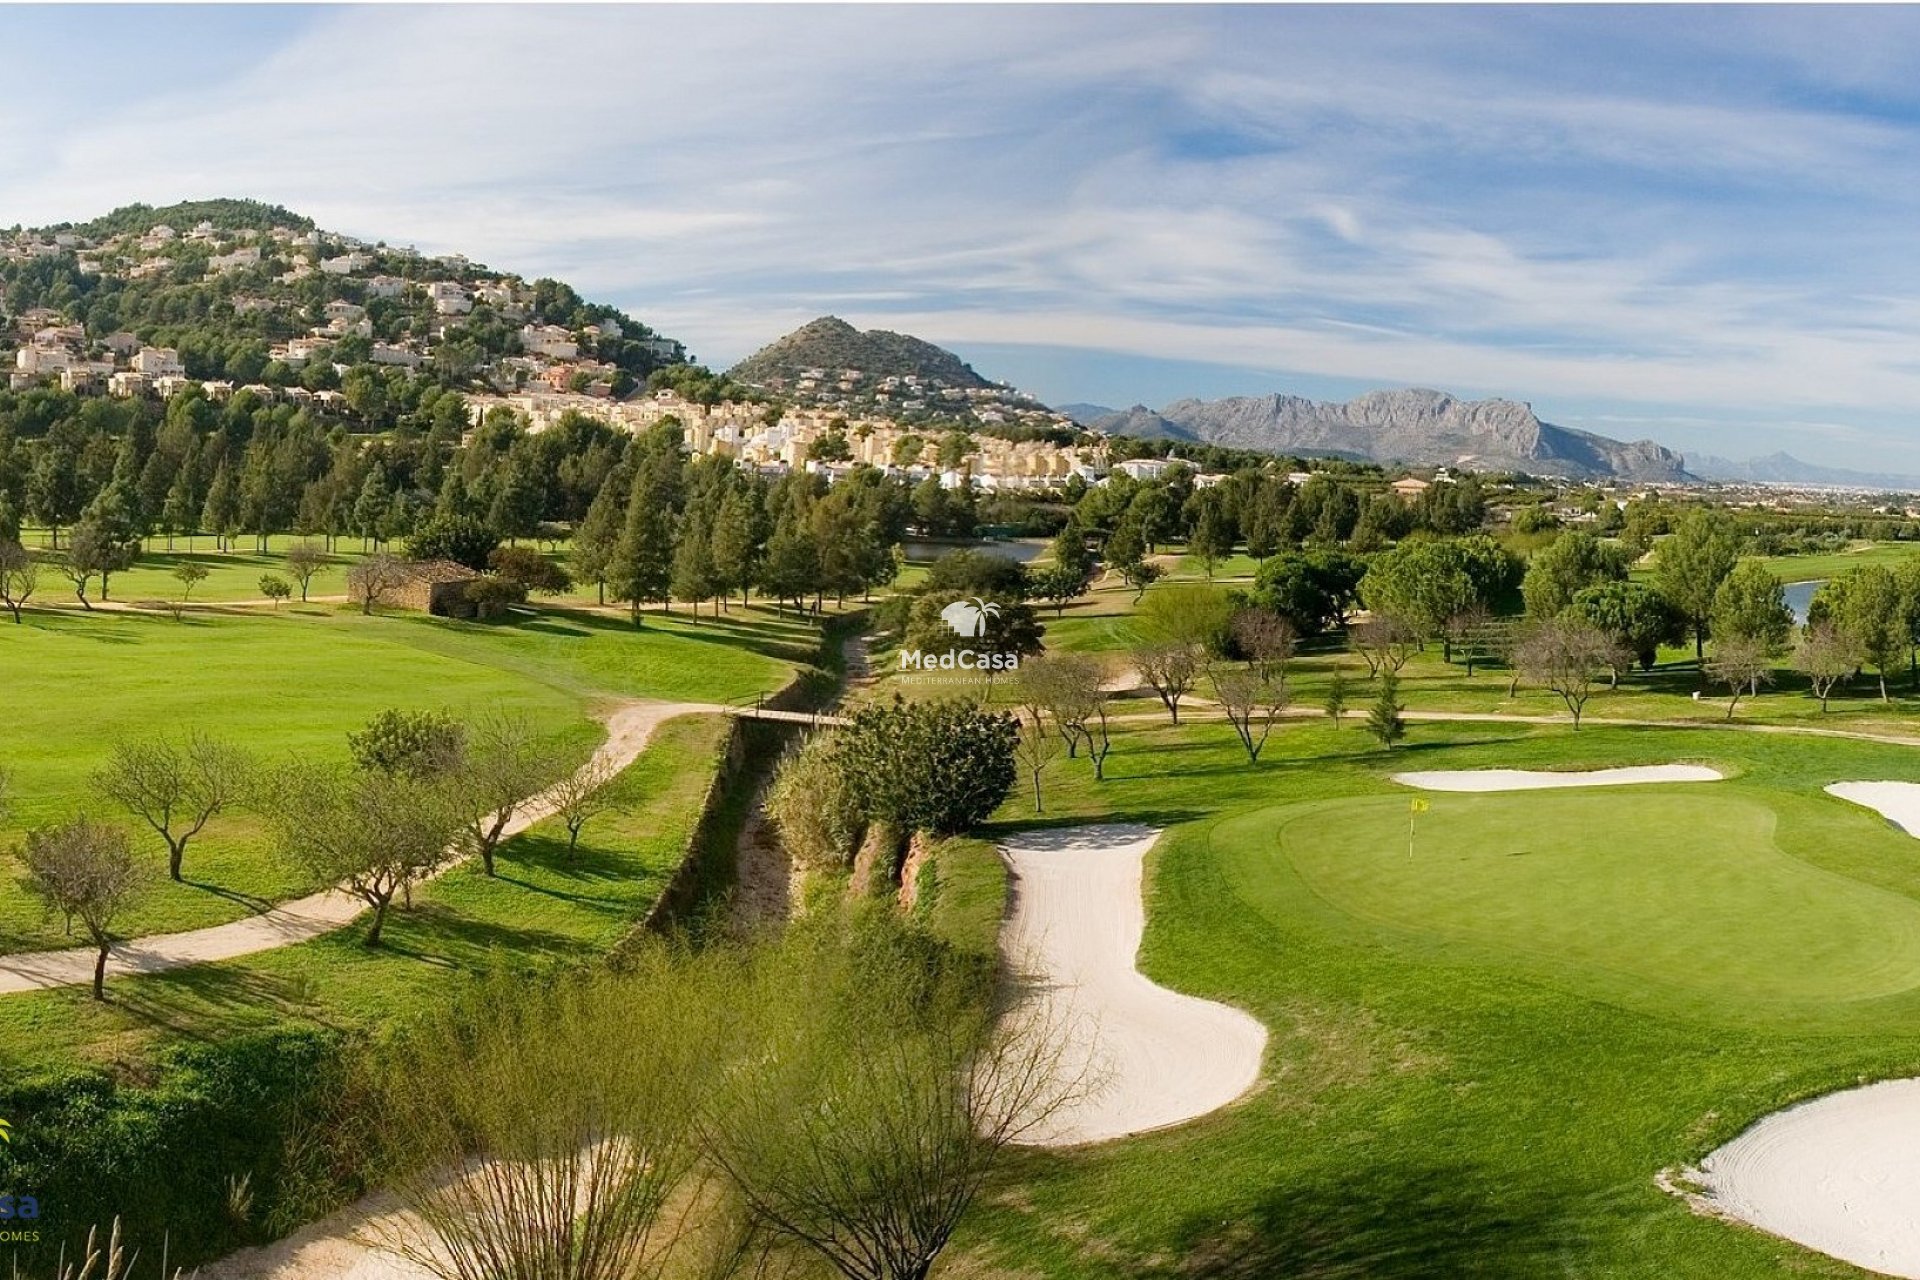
[998,824,1268,1146]
[0,700,716,996]
[200,1190,435,1280]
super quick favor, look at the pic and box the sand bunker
[1693,1079,1920,1278]
[1393,764,1724,792]
[1827,781,1920,838]
[998,824,1267,1146]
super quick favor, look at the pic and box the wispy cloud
[8,6,1920,465]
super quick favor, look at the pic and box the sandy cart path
[999,824,1267,1146]
[0,700,716,996]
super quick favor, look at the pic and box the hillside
[730,316,992,391]
[1096,388,1692,482]
[1,198,688,402]
[728,316,1068,432]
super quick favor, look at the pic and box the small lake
[1784,580,1825,625]
[902,538,1048,564]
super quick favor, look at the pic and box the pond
[1784,579,1824,625]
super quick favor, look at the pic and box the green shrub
[0,1027,371,1272]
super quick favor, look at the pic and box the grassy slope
[0,713,731,1075]
[950,716,1920,1278]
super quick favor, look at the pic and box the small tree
[1014,708,1062,813]
[489,545,574,596]
[1324,671,1350,728]
[285,540,329,601]
[170,561,209,612]
[1706,634,1775,720]
[94,732,244,881]
[1013,652,1114,779]
[1122,558,1163,601]
[1795,620,1859,712]
[1365,672,1406,748]
[453,712,551,877]
[347,552,410,615]
[349,708,468,779]
[265,764,461,946]
[1132,639,1203,724]
[20,816,148,999]
[548,751,619,854]
[1515,618,1615,729]
[1209,665,1289,764]
[1351,613,1417,678]
[831,697,1019,840]
[258,573,293,608]
[57,550,97,610]
[704,915,1069,1280]
[0,539,37,623]
[1231,607,1296,684]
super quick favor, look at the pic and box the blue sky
[6,5,1920,469]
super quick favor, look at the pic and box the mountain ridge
[1095,388,1693,482]
[1688,450,1920,492]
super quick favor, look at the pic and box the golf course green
[1253,789,1920,1010]
[941,717,1920,1278]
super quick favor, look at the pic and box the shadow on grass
[1115,1162,1582,1279]
[183,878,275,915]
[105,963,328,1041]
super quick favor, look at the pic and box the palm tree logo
[938,597,1001,638]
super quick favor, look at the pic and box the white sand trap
[1393,764,1724,792]
[1693,1079,1920,1278]
[1828,781,1920,838]
[999,824,1267,1146]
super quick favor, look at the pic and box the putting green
[1223,789,1920,1008]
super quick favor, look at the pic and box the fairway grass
[0,714,732,1073]
[0,602,802,950]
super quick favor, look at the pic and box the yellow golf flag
[1410,797,1430,814]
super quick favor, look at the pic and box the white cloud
[9,7,1920,461]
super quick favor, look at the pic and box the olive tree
[1515,618,1619,729]
[94,732,244,881]
[1013,708,1062,813]
[0,539,38,623]
[547,751,620,854]
[285,540,330,601]
[1795,620,1859,712]
[1209,665,1289,764]
[264,765,463,946]
[347,551,411,615]
[20,816,149,999]
[1012,651,1115,779]
[453,713,553,877]
[1705,634,1775,720]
